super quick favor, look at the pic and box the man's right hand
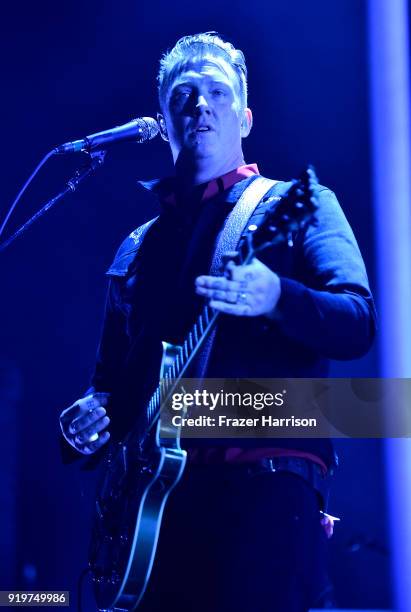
[59,392,111,455]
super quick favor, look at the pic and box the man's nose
[195,95,210,114]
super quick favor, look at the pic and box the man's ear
[240,108,253,138]
[157,113,169,142]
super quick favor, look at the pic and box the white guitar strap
[197,175,279,377]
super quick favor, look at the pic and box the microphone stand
[0,150,106,254]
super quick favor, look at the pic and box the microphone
[54,117,159,155]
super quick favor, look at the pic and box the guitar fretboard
[146,303,217,429]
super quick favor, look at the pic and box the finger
[79,394,106,412]
[82,431,111,455]
[196,277,243,294]
[210,300,252,317]
[196,276,230,291]
[75,392,109,413]
[196,286,243,303]
[209,288,249,304]
[74,415,110,445]
[92,392,110,407]
[225,290,240,304]
[70,406,107,435]
[61,394,106,428]
[196,284,244,299]
[60,402,83,426]
[224,260,237,279]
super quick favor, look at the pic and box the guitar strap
[210,176,278,274]
[108,176,281,377]
[196,175,280,377]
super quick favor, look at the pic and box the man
[60,33,375,611]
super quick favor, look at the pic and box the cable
[0,148,56,241]
[0,149,105,253]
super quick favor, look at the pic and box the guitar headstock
[243,165,319,259]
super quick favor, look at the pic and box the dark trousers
[138,464,331,612]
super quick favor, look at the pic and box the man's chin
[192,148,214,160]
[176,145,214,165]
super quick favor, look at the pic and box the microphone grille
[136,117,160,142]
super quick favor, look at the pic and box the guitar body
[88,167,319,611]
[89,342,187,612]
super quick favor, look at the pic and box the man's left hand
[195,258,281,317]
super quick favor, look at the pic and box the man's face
[159,56,251,167]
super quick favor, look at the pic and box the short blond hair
[157,32,248,109]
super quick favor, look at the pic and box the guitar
[88,166,319,611]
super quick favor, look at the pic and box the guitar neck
[145,304,219,434]
[145,249,258,434]
[168,304,218,378]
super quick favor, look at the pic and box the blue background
[1,1,391,609]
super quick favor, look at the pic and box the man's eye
[170,91,190,105]
[212,89,226,97]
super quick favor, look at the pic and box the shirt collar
[139,164,260,206]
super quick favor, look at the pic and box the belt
[245,456,330,509]
[189,456,332,509]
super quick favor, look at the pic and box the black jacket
[86,175,376,468]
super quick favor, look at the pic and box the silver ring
[237,292,248,304]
